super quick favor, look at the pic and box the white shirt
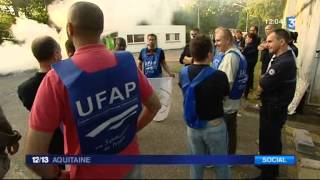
[218,47,242,113]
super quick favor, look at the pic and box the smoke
[0,0,190,74]
[0,18,60,74]
[48,0,190,32]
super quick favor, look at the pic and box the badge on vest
[268,69,276,76]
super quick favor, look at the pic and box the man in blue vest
[179,35,230,179]
[25,2,161,179]
[212,27,247,155]
[138,34,175,78]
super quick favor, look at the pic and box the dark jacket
[242,42,258,64]
[0,105,21,153]
[260,50,297,106]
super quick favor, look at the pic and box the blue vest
[180,66,216,129]
[53,51,142,154]
[141,48,162,78]
[212,50,248,100]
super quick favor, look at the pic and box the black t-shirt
[260,38,273,75]
[18,72,46,111]
[179,44,191,65]
[17,72,64,155]
[242,42,258,64]
[260,50,297,106]
[179,64,229,120]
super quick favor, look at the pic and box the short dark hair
[289,31,298,43]
[115,37,126,50]
[69,2,104,38]
[252,26,258,32]
[31,36,59,62]
[147,34,157,40]
[274,28,290,43]
[246,32,255,39]
[189,34,213,62]
[65,39,75,56]
[236,29,242,34]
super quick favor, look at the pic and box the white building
[117,25,186,53]
[284,0,320,113]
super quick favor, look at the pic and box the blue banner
[26,155,295,165]
[287,16,296,30]
[255,155,296,165]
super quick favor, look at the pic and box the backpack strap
[190,67,216,87]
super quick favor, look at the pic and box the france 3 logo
[31,156,49,164]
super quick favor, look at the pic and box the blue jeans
[187,119,230,179]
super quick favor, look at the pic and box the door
[308,34,320,105]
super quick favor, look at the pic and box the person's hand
[183,57,192,65]
[258,42,267,51]
[257,85,263,93]
[7,142,19,155]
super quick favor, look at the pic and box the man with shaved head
[25,2,160,179]
[258,24,275,75]
[257,29,296,179]
[17,36,64,170]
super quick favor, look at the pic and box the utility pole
[197,6,200,29]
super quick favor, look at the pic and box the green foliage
[0,0,54,44]
[237,0,287,37]
[172,0,242,35]
[172,0,287,39]
[24,0,50,23]
[0,16,14,43]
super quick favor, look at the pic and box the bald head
[68,2,104,38]
[31,36,61,62]
[214,27,234,52]
[265,24,274,36]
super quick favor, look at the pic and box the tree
[171,0,241,35]
[0,0,56,44]
[237,0,286,37]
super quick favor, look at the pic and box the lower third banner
[26,155,296,165]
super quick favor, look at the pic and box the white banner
[148,77,173,121]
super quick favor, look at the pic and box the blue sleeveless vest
[141,48,162,78]
[212,50,248,100]
[53,51,142,154]
[180,66,216,129]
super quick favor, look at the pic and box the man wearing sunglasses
[179,28,200,66]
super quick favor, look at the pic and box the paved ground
[1,49,319,179]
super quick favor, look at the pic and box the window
[127,34,145,44]
[134,34,144,42]
[174,33,180,40]
[165,33,180,41]
[127,35,133,43]
[166,34,170,41]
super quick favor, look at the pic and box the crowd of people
[0,1,300,179]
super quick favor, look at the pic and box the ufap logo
[287,16,296,31]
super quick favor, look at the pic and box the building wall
[284,0,320,111]
[117,25,186,53]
